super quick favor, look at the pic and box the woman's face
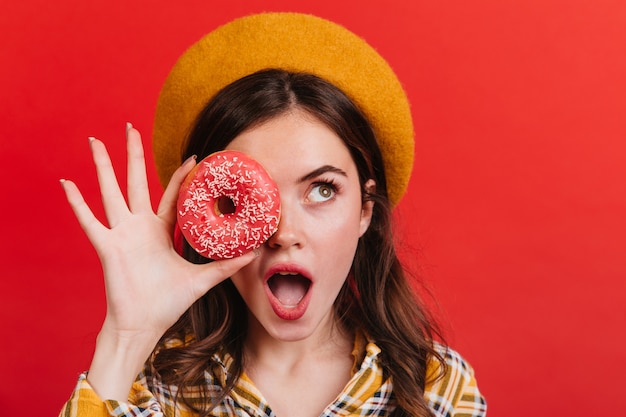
[225,109,374,344]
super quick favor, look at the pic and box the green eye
[308,183,335,202]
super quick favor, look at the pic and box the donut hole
[214,196,236,216]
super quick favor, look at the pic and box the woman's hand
[61,124,257,400]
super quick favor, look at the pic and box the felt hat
[153,12,414,206]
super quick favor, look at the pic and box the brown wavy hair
[153,69,445,416]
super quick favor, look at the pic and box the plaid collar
[211,336,395,416]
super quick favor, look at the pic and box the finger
[126,124,152,214]
[90,137,128,227]
[156,155,197,226]
[188,249,259,299]
[60,179,108,249]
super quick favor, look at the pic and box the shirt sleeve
[58,373,165,417]
[424,345,488,417]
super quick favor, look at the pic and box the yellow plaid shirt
[59,338,486,417]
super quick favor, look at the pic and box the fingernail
[126,122,133,135]
[183,154,197,165]
[88,136,96,145]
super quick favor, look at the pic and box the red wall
[1,1,625,415]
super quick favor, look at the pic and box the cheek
[314,212,363,268]
[314,210,362,242]
[229,265,260,302]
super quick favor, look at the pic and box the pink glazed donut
[177,150,280,259]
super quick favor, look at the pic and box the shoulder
[424,342,487,417]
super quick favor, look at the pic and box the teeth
[278,272,298,276]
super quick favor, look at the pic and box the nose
[266,203,304,249]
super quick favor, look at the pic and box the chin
[261,307,339,344]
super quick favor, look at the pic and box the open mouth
[267,272,312,308]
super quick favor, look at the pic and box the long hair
[153,69,444,416]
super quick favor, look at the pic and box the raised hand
[60,124,257,400]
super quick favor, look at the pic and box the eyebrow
[297,165,348,183]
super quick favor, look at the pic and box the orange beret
[153,12,414,206]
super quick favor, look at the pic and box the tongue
[269,275,309,306]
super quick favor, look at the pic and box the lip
[264,263,313,320]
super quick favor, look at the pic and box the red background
[1,1,625,415]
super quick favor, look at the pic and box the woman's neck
[241,312,356,417]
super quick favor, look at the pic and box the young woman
[59,14,486,417]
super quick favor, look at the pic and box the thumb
[188,249,259,298]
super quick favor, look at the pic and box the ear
[359,179,376,237]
